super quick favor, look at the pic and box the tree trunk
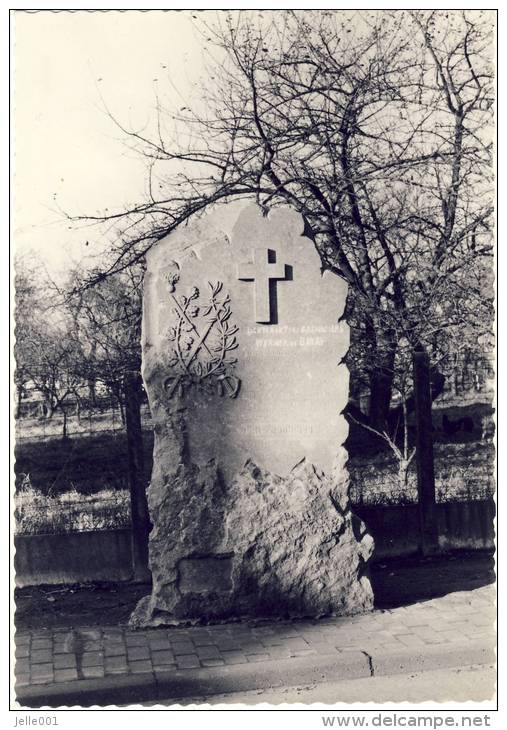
[16,384,23,419]
[124,371,151,582]
[369,368,394,431]
[119,398,126,426]
[368,339,396,431]
[412,347,438,554]
[87,378,97,407]
[75,397,82,424]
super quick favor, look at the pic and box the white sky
[11,6,499,281]
[13,9,215,277]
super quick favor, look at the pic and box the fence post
[412,347,439,554]
[124,370,151,582]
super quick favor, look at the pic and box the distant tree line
[15,254,144,436]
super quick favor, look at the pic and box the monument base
[130,456,374,627]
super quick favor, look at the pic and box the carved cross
[237,248,290,324]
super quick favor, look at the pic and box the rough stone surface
[131,203,374,625]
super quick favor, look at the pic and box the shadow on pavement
[370,549,495,609]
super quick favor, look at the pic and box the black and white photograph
[10,5,497,715]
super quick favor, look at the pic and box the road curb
[15,651,371,707]
[15,641,494,707]
[369,640,496,678]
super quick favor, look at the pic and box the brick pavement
[14,585,495,704]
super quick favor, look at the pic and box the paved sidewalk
[14,585,496,707]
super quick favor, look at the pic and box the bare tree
[66,266,143,419]
[15,257,84,435]
[68,10,494,550]
[65,267,150,579]
[73,11,492,389]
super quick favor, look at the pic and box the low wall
[354,499,495,560]
[14,500,495,586]
[14,528,134,587]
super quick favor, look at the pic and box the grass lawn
[14,429,154,497]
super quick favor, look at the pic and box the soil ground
[14,549,495,632]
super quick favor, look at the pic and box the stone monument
[131,203,373,626]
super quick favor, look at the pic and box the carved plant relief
[163,264,241,399]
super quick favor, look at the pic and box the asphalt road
[157,664,496,706]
